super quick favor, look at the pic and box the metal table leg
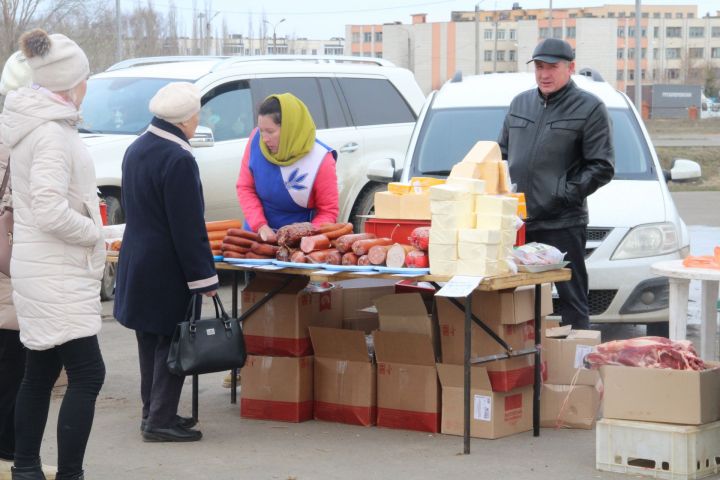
[533,284,542,437]
[463,293,472,454]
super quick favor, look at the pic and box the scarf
[259,93,316,167]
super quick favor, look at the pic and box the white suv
[400,72,701,333]
[79,55,425,298]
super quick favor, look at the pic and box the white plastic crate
[596,418,720,479]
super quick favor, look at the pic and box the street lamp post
[206,11,221,55]
[264,18,286,54]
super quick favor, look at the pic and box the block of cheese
[455,258,500,276]
[432,213,475,230]
[430,198,474,216]
[460,141,502,164]
[458,228,502,244]
[429,184,472,202]
[498,160,511,194]
[449,162,485,180]
[429,242,458,261]
[430,259,457,276]
[475,214,515,230]
[469,161,501,194]
[457,242,501,260]
[502,229,517,247]
[475,195,519,217]
[445,177,486,195]
[429,228,458,245]
[374,191,431,220]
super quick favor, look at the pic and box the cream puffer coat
[0,141,16,331]
[0,87,104,350]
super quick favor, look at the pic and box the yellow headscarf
[259,93,316,167]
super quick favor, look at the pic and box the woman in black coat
[114,82,217,443]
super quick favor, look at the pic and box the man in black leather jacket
[498,38,614,329]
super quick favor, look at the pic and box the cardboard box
[374,330,440,433]
[540,382,601,429]
[543,327,601,386]
[241,274,343,356]
[374,293,434,344]
[240,355,314,422]
[374,190,431,220]
[339,279,395,333]
[309,327,376,426]
[437,364,532,439]
[601,363,720,425]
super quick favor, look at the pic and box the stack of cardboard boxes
[540,325,602,430]
[239,274,343,422]
[436,284,552,439]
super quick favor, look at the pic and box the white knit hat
[19,29,89,92]
[149,82,201,124]
[0,51,32,96]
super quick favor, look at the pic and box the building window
[664,12,671,19]
[642,48,647,59]
[539,28,549,38]
[689,27,704,38]
[617,48,624,59]
[510,29,516,40]
[653,48,659,59]
[375,52,383,58]
[628,69,635,80]
[485,16,492,21]
[666,68,680,79]
[255,48,261,55]
[607,12,615,18]
[496,50,505,61]
[653,12,660,19]
[301,49,307,55]
[641,70,646,80]
[666,48,681,59]
[528,15,536,20]
[509,50,516,61]
[666,27,681,38]
[352,32,360,43]
[675,12,683,19]
[375,32,382,42]
[312,49,318,55]
[324,46,343,55]
[552,27,562,38]
[712,48,720,59]
[617,70,624,80]
[484,29,493,39]
[712,27,720,38]
[363,32,372,42]
[618,11,625,17]
[642,12,649,18]
[628,48,635,59]
[484,50,493,61]
[617,27,625,37]
[566,26,576,38]
[688,13,694,19]
[689,48,704,59]
[653,27,659,38]
[628,27,647,38]
[496,29,505,40]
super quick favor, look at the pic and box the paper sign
[254,265,285,271]
[574,344,594,369]
[436,275,483,298]
[311,270,338,275]
[351,270,380,276]
[474,394,492,422]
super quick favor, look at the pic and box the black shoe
[10,465,46,480]
[140,415,197,432]
[142,425,202,442]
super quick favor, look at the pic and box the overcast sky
[146,1,720,39]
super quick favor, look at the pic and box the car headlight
[611,222,679,260]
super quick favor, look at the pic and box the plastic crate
[596,418,720,479]
[363,217,431,244]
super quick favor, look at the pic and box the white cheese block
[475,195,518,216]
[475,214,515,230]
[458,242,501,260]
[445,177,486,194]
[429,228,458,245]
[502,229,517,248]
[429,242,458,261]
[458,228,502,244]
[432,213,475,230]
[430,259,457,276]
[429,184,472,201]
[461,141,502,164]
[455,258,500,276]
[430,198,474,216]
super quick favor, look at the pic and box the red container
[515,224,526,246]
[363,218,431,244]
[99,202,108,226]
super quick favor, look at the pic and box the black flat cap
[527,38,575,64]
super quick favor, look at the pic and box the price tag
[436,276,483,298]
[574,344,594,369]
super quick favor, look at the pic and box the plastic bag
[511,242,566,266]
[682,246,720,270]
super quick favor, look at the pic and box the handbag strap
[184,294,232,333]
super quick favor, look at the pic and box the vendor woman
[236,93,339,240]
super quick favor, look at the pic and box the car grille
[585,227,612,258]
[552,289,618,316]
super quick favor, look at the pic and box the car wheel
[646,322,669,338]
[349,182,387,233]
[100,194,124,301]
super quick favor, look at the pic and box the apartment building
[346,4,720,95]
[175,34,344,57]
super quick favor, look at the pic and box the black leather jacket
[498,79,614,231]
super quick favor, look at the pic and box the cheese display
[475,195,518,217]
[430,199,474,216]
[445,177,486,194]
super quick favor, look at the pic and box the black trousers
[0,329,24,461]
[526,225,590,329]
[136,331,185,429]
[14,335,105,480]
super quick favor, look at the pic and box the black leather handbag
[167,294,247,376]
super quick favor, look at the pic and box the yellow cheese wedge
[449,162,484,179]
[460,141,502,164]
[387,182,413,194]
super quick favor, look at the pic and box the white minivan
[399,72,701,333]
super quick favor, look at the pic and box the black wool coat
[114,118,218,336]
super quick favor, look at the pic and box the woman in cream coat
[0,30,105,480]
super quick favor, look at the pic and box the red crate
[363,218,431,244]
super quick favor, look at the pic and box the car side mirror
[366,158,397,182]
[668,158,701,182]
[190,125,215,148]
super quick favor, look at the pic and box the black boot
[11,465,46,480]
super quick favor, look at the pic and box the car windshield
[410,107,655,180]
[80,77,179,134]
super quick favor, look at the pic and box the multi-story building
[346,4,720,95]
[175,34,345,57]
